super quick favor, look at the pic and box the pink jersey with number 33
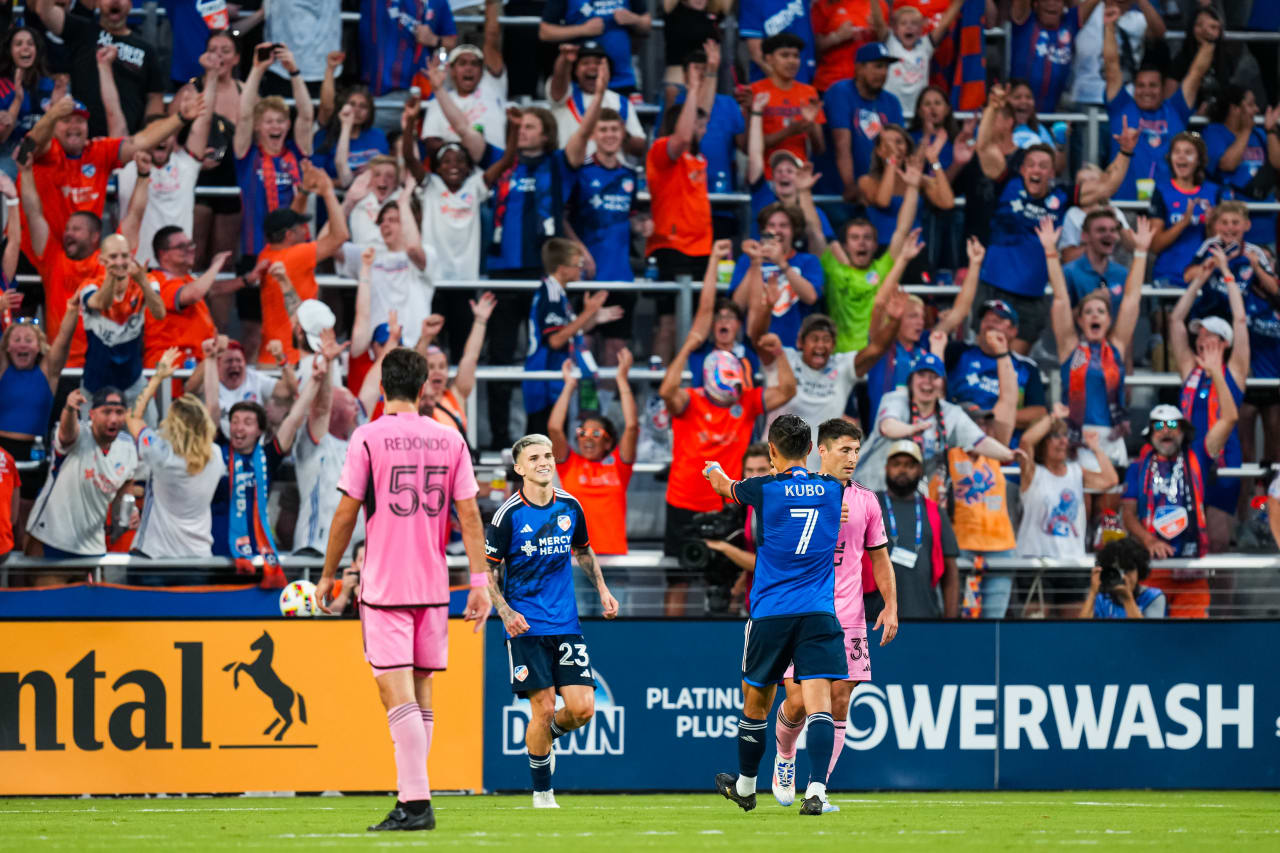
[834,481,888,631]
[337,412,478,607]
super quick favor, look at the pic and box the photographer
[701,443,771,615]
[324,540,363,618]
[1078,538,1166,619]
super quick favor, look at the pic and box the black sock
[737,714,767,779]
[549,718,568,740]
[400,799,429,816]
[529,751,553,792]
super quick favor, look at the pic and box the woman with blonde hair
[125,348,224,578]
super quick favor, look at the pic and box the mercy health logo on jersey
[502,671,624,756]
[843,682,1254,753]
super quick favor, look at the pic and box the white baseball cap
[296,299,336,353]
[1188,315,1233,346]
[1144,404,1191,436]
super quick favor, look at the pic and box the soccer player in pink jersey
[317,347,492,833]
[771,419,900,812]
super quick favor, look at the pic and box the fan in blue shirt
[359,0,458,96]
[1101,20,1214,200]
[1202,86,1279,247]
[540,0,650,93]
[739,0,815,84]
[976,144,1068,299]
[1146,132,1222,286]
[727,204,824,346]
[1008,0,1095,112]
[820,50,904,199]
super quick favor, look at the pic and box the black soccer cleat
[799,794,824,815]
[715,772,757,812]
[368,804,436,831]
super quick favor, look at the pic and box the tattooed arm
[485,559,529,636]
[573,545,619,619]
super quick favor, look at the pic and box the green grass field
[2,791,1278,851]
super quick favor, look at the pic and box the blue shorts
[741,613,847,687]
[506,633,598,696]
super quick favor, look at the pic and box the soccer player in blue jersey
[704,413,847,816]
[485,434,619,809]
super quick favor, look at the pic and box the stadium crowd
[0,0,1279,623]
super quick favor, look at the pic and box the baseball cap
[769,150,805,170]
[263,208,308,237]
[371,323,392,345]
[1144,404,1192,436]
[576,40,609,60]
[908,351,947,381]
[855,42,899,64]
[1188,315,1233,347]
[981,299,1020,326]
[296,299,336,353]
[886,439,924,464]
[446,43,483,64]
[91,386,126,409]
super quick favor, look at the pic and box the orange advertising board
[0,619,483,795]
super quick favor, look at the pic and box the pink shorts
[784,624,870,683]
[360,605,449,674]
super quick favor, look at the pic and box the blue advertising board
[482,620,1280,791]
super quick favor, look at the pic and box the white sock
[736,775,756,797]
[805,781,827,800]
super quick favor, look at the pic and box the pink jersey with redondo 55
[338,412,479,607]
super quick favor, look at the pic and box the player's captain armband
[470,572,489,588]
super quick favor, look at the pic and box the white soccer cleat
[772,754,796,806]
[532,790,560,809]
[821,796,840,814]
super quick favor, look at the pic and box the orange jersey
[142,271,217,367]
[750,78,825,178]
[258,241,319,365]
[945,448,1016,552]
[557,449,634,555]
[0,446,18,554]
[666,387,765,512]
[645,136,712,258]
[21,137,123,265]
[36,244,101,368]
[811,1,887,91]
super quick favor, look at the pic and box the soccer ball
[279,580,318,617]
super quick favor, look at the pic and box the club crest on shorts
[557,515,572,532]
[514,665,529,682]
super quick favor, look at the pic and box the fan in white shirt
[420,6,508,153]
[340,156,400,248]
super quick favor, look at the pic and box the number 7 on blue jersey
[790,508,819,554]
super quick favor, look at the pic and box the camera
[1099,565,1123,590]
[678,507,746,614]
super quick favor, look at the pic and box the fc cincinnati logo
[558,515,572,532]
[82,164,96,178]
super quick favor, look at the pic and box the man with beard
[420,2,505,152]
[191,336,292,436]
[1062,209,1130,312]
[869,439,958,620]
[820,42,903,202]
[25,387,137,572]
[547,41,646,158]
[76,233,167,398]
[33,0,165,135]
[1123,392,1237,619]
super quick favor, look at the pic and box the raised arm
[990,332,1018,447]
[1102,6,1124,103]
[450,290,488,399]
[934,237,986,337]
[57,388,83,449]
[659,327,702,416]
[1039,217,1078,360]
[42,295,80,390]
[1080,429,1119,492]
[547,360,577,463]
[855,283,911,377]
[759,334,797,411]
[691,239,733,343]
[930,0,967,45]
[273,46,314,155]
[793,164,827,256]
[1079,118,1138,205]
[745,91,768,185]
[234,45,273,159]
[334,104,356,188]
[127,347,180,438]
[483,0,505,76]
[1168,257,1210,378]
[565,61,609,169]
[199,337,222,419]
[275,356,326,453]
[1016,405,1061,491]
[121,89,202,163]
[96,46,127,138]
[976,84,1009,180]
[119,152,152,254]
[16,154,47,258]
[1181,28,1216,109]
[1224,258,1251,386]
[308,165,350,261]
[131,259,166,321]
[1199,338,1239,460]
[1111,216,1152,357]
[615,347,638,464]
[425,60,488,164]
[666,63,703,161]
[318,51,344,126]
[887,164,923,257]
[483,108,521,188]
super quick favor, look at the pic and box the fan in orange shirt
[750,33,826,179]
[143,228,243,368]
[547,348,640,557]
[256,161,349,365]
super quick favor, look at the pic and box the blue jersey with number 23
[731,468,843,619]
